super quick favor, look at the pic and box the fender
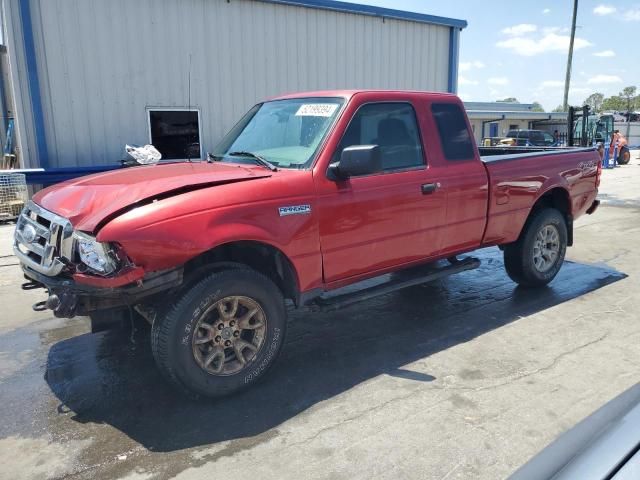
[482,147,595,246]
[97,198,323,293]
[529,184,573,245]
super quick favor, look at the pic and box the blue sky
[357,0,639,110]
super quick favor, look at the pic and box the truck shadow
[44,248,626,452]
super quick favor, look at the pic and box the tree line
[493,88,638,115]
[551,86,639,113]
[495,97,545,112]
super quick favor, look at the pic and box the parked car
[14,90,601,398]
[510,383,640,479]
[499,129,558,147]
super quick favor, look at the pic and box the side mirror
[328,145,382,180]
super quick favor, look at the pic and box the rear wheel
[504,208,567,287]
[151,269,286,398]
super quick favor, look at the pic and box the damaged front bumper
[22,264,183,318]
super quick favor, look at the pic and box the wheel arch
[527,187,573,245]
[183,240,301,305]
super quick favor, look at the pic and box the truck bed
[479,146,593,160]
[479,146,600,246]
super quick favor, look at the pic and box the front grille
[14,201,74,276]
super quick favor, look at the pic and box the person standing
[609,130,630,164]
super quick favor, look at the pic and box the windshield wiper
[228,151,278,171]
[207,152,222,163]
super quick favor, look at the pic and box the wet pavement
[1,152,640,480]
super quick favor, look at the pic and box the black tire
[151,269,286,398]
[617,146,630,165]
[503,208,567,287]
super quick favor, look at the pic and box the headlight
[73,232,118,275]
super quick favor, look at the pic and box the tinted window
[335,103,424,172]
[530,131,545,143]
[543,133,555,145]
[431,103,475,161]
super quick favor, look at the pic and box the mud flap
[89,308,130,333]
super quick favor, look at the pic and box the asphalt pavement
[1,152,639,480]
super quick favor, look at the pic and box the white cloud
[542,8,550,14]
[488,77,509,86]
[496,33,592,56]
[593,50,616,57]
[540,80,565,88]
[458,75,479,86]
[501,23,538,36]
[542,26,569,35]
[570,86,593,95]
[593,4,617,15]
[459,61,485,72]
[587,74,622,84]
[457,92,472,101]
[623,8,640,20]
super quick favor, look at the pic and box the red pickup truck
[14,90,601,398]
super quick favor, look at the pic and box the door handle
[421,182,440,195]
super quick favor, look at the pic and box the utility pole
[563,0,578,111]
[626,95,632,139]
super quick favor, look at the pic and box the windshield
[212,97,344,169]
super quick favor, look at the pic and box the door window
[543,132,555,145]
[334,103,424,172]
[530,131,545,145]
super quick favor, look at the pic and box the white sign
[295,104,338,117]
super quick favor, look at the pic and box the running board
[312,256,481,312]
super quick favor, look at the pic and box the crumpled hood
[33,162,271,232]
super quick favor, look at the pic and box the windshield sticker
[295,104,338,117]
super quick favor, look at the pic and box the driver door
[314,99,447,284]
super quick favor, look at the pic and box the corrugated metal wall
[16,0,452,168]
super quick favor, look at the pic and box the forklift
[568,106,629,165]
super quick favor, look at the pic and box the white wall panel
[24,0,452,167]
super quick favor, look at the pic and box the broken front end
[13,201,182,321]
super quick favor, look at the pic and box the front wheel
[151,269,286,398]
[503,208,567,287]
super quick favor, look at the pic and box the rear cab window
[431,103,475,161]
